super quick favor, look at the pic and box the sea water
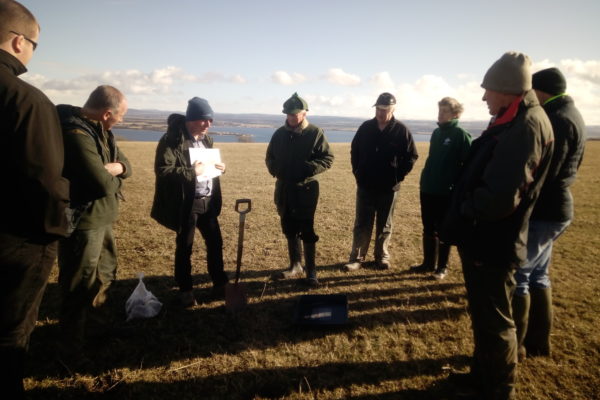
[113,127,434,143]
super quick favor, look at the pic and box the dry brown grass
[25,140,600,399]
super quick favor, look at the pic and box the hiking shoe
[433,267,447,280]
[179,290,198,308]
[274,264,304,279]
[343,261,361,271]
[409,264,435,273]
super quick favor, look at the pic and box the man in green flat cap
[266,93,334,286]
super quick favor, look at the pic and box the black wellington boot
[525,287,553,357]
[277,237,304,279]
[512,293,531,362]
[303,241,318,287]
[410,235,437,273]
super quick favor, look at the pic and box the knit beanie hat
[481,51,532,94]
[186,97,214,121]
[282,92,308,114]
[532,67,567,95]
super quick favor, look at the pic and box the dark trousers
[459,247,518,400]
[175,197,227,291]
[0,232,57,399]
[420,192,450,237]
[280,214,318,243]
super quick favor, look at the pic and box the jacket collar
[0,49,27,76]
[438,119,459,129]
[285,117,309,134]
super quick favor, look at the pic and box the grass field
[25,140,600,399]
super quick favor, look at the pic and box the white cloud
[371,72,395,90]
[559,59,600,85]
[21,66,247,108]
[271,71,307,85]
[326,68,361,86]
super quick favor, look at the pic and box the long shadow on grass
[25,355,471,400]
[29,271,468,381]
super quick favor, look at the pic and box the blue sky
[20,0,600,123]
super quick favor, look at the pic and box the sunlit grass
[25,141,600,399]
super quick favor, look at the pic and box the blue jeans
[514,220,570,296]
[348,187,398,262]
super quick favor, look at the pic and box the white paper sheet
[189,148,222,181]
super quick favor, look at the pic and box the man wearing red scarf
[441,52,554,399]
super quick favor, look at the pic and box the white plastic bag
[125,273,163,322]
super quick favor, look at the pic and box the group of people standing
[148,52,586,400]
[0,1,587,400]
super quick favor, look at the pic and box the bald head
[82,85,128,130]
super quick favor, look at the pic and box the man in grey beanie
[512,67,586,362]
[441,51,554,399]
[151,97,228,307]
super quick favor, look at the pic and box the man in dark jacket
[57,85,132,366]
[512,68,586,361]
[151,97,228,307]
[344,92,418,271]
[266,93,334,286]
[0,1,70,397]
[442,52,554,400]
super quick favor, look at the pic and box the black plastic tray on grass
[293,294,348,326]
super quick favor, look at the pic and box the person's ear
[101,109,112,123]
[11,35,24,53]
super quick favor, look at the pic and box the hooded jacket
[0,49,69,238]
[151,114,222,231]
[57,105,131,230]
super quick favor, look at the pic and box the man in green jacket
[56,85,132,367]
[442,52,554,400]
[151,97,228,308]
[266,93,334,286]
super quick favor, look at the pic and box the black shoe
[433,267,448,280]
[377,260,392,270]
[409,264,435,273]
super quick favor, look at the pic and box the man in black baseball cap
[344,92,418,271]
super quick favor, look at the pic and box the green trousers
[58,224,117,348]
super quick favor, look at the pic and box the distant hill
[123,108,599,139]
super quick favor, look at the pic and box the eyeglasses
[9,30,38,51]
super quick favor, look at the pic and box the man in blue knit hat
[151,97,228,307]
[512,67,586,362]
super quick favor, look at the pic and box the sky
[19,0,600,124]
